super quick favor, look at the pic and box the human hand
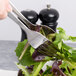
[0,0,12,19]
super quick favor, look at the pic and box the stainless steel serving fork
[8,1,49,49]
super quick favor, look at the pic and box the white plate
[0,69,18,76]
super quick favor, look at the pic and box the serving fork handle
[8,12,32,34]
[9,1,35,29]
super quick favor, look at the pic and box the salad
[15,27,76,76]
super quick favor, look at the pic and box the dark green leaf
[42,65,52,76]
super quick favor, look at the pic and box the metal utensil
[8,3,49,49]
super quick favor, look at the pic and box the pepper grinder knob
[21,10,38,24]
[39,4,59,31]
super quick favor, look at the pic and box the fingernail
[7,4,12,12]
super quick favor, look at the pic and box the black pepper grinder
[20,10,38,41]
[39,5,59,31]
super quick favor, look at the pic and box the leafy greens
[15,27,76,76]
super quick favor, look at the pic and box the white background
[0,0,76,41]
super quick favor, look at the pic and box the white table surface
[0,69,18,76]
[0,41,19,76]
[0,41,19,71]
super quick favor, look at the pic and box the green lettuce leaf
[31,62,45,76]
[15,40,39,66]
[69,36,76,42]
[16,63,29,76]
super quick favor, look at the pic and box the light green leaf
[30,47,34,55]
[15,40,39,66]
[58,41,62,49]
[72,69,76,76]
[31,62,45,76]
[16,63,29,76]
[69,36,76,42]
